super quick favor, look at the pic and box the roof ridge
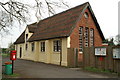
[27,22,37,27]
[37,2,89,24]
[27,2,89,42]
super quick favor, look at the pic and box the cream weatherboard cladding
[15,38,68,66]
[15,25,70,66]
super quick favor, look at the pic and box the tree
[114,34,120,45]
[2,48,7,53]
[0,0,68,32]
[108,38,115,46]
[102,38,115,46]
[8,42,15,51]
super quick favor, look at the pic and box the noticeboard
[113,48,120,59]
[95,48,106,56]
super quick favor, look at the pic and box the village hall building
[14,2,105,67]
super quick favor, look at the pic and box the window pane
[84,27,89,47]
[41,42,45,52]
[31,43,34,52]
[79,27,83,52]
[84,12,89,18]
[53,40,61,52]
[90,29,94,46]
[26,34,28,40]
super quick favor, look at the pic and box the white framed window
[26,34,28,40]
[90,29,94,46]
[41,42,45,52]
[53,40,61,52]
[84,27,89,47]
[31,43,34,52]
[79,27,83,52]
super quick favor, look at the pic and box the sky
[0,0,119,48]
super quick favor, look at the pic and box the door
[20,47,22,58]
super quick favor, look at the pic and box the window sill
[40,52,45,53]
[79,52,83,54]
[53,51,60,54]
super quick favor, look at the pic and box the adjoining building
[14,2,105,67]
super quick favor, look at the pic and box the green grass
[84,67,112,73]
[2,73,20,79]
[2,53,10,57]
[8,73,20,77]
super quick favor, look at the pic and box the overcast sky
[0,0,119,48]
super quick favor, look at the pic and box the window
[90,29,94,46]
[26,34,28,40]
[79,27,83,52]
[84,12,89,18]
[84,27,89,47]
[41,42,45,52]
[31,43,34,52]
[26,43,28,50]
[53,40,61,52]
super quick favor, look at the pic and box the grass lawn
[84,67,115,74]
[2,73,20,79]
[2,53,10,57]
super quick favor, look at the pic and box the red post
[10,50,17,74]
[10,50,17,60]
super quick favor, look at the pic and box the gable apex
[69,2,105,41]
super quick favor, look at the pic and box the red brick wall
[70,8,104,63]
[70,8,103,49]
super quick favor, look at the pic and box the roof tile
[28,2,87,41]
[14,2,105,44]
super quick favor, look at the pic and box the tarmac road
[2,57,118,78]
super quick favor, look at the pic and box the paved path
[2,57,118,78]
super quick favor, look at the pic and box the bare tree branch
[0,0,69,33]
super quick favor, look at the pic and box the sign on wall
[95,48,106,56]
[113,48,120,59]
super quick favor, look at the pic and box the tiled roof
[14,31,25,44]
[28,22,37,33]
[14,23,37,44]
[14,2,105,44]
[28,2,88,41]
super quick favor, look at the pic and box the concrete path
[2,57,118,78]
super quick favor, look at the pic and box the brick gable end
[70,8,103,49]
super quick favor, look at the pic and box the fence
[67,48,83,67]
[67,48,78,67]
[83,46,120,73]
